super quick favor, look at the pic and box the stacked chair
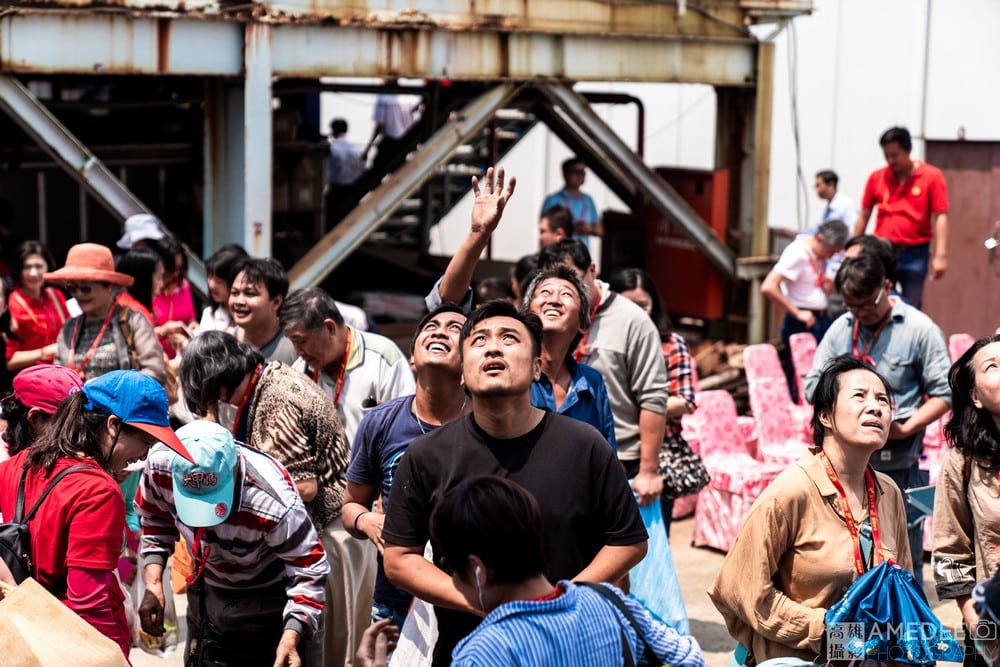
[743,344,814,465]
[690,390,786,552]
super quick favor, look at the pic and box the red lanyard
[185,527,211,586]
[851,316,889,367]
[68,306,117,378]
[232,363,264,438]
[819,451,882,576]
[805,248,826,288]
[573,293,603,363]
[312,327,351,406]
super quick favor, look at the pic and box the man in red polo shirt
[853,126,950,310]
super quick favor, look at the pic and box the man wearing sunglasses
[803,251,951,585]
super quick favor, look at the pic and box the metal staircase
[365,106,539,249]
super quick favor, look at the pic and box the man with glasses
[541,157,602,247]
[804,252,951,583]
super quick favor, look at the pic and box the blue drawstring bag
[824,560,963,664]
[628,496,689,635]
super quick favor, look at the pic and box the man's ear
[324,319,340,337]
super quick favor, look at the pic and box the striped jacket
[136,443,330,638]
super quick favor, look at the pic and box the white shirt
[327,136,366,186]
[373,95,418,140]
[821,191,858,226]
[772,236,828,310]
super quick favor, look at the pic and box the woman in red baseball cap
[0,369,191,659]
[0,364,82,459]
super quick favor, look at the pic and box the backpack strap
[16,464,94,523]
[580,582,659,666]
[116,305,141,371]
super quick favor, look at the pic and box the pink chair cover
[689,390,786,551]
[788,332,818,407]
[949,333,976,363]
[744,344,813,464]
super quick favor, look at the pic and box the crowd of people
[0,134,996,667]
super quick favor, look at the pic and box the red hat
[43,243,134,287]
[11,365,83,415]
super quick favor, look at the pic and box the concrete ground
[130,515,965,667]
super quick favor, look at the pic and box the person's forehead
[535,277,575,293]
[468,315,527,336]
[232,273,268,294]
[424,312,466,329]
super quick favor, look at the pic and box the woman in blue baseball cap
[0,369,191,659]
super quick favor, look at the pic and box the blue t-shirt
[541,189,600,247]
[347,394,435,610]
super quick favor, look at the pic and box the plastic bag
[628,495,689,634]
[130,552,179,656]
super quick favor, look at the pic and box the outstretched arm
[436,166,517,305]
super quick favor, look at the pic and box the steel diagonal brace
[288,82,523,290]
[0,74,207,294]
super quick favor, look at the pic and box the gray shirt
[579,282,669,462]
[804,297,951,420]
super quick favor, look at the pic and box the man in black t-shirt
[382,300,648,666]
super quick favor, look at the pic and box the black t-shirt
[382,411,647,665]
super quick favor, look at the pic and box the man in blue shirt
[804,252,951,585]
[341,303,469,629]
[541,157,602,247]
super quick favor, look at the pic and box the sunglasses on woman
[65,282,102,296]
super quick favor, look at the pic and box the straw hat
[43,243,134,287]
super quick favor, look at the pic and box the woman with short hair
[5,240,69,373]
[47,243,166,383]
[709,355,912,666]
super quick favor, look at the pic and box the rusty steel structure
[0,0,813,338]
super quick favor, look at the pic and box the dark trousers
[186,581,322,667]
[779,311,832,403]
[870,438,929,588]
[893,242,931,310]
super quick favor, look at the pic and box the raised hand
[469,166,517,237]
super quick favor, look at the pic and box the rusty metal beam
[0,12,758,85]
[0,73,208,292]
[288,82,521,289]
[536,80,737,279]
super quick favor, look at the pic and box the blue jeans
[372,601,407,630]
[893,243,930,310]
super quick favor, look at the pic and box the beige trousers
[321,516,378,667]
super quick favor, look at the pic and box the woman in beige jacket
[933,334,1000,665]
[709,355,912,666]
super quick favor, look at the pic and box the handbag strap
[16,464,93,522]
[580,582,660,665]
